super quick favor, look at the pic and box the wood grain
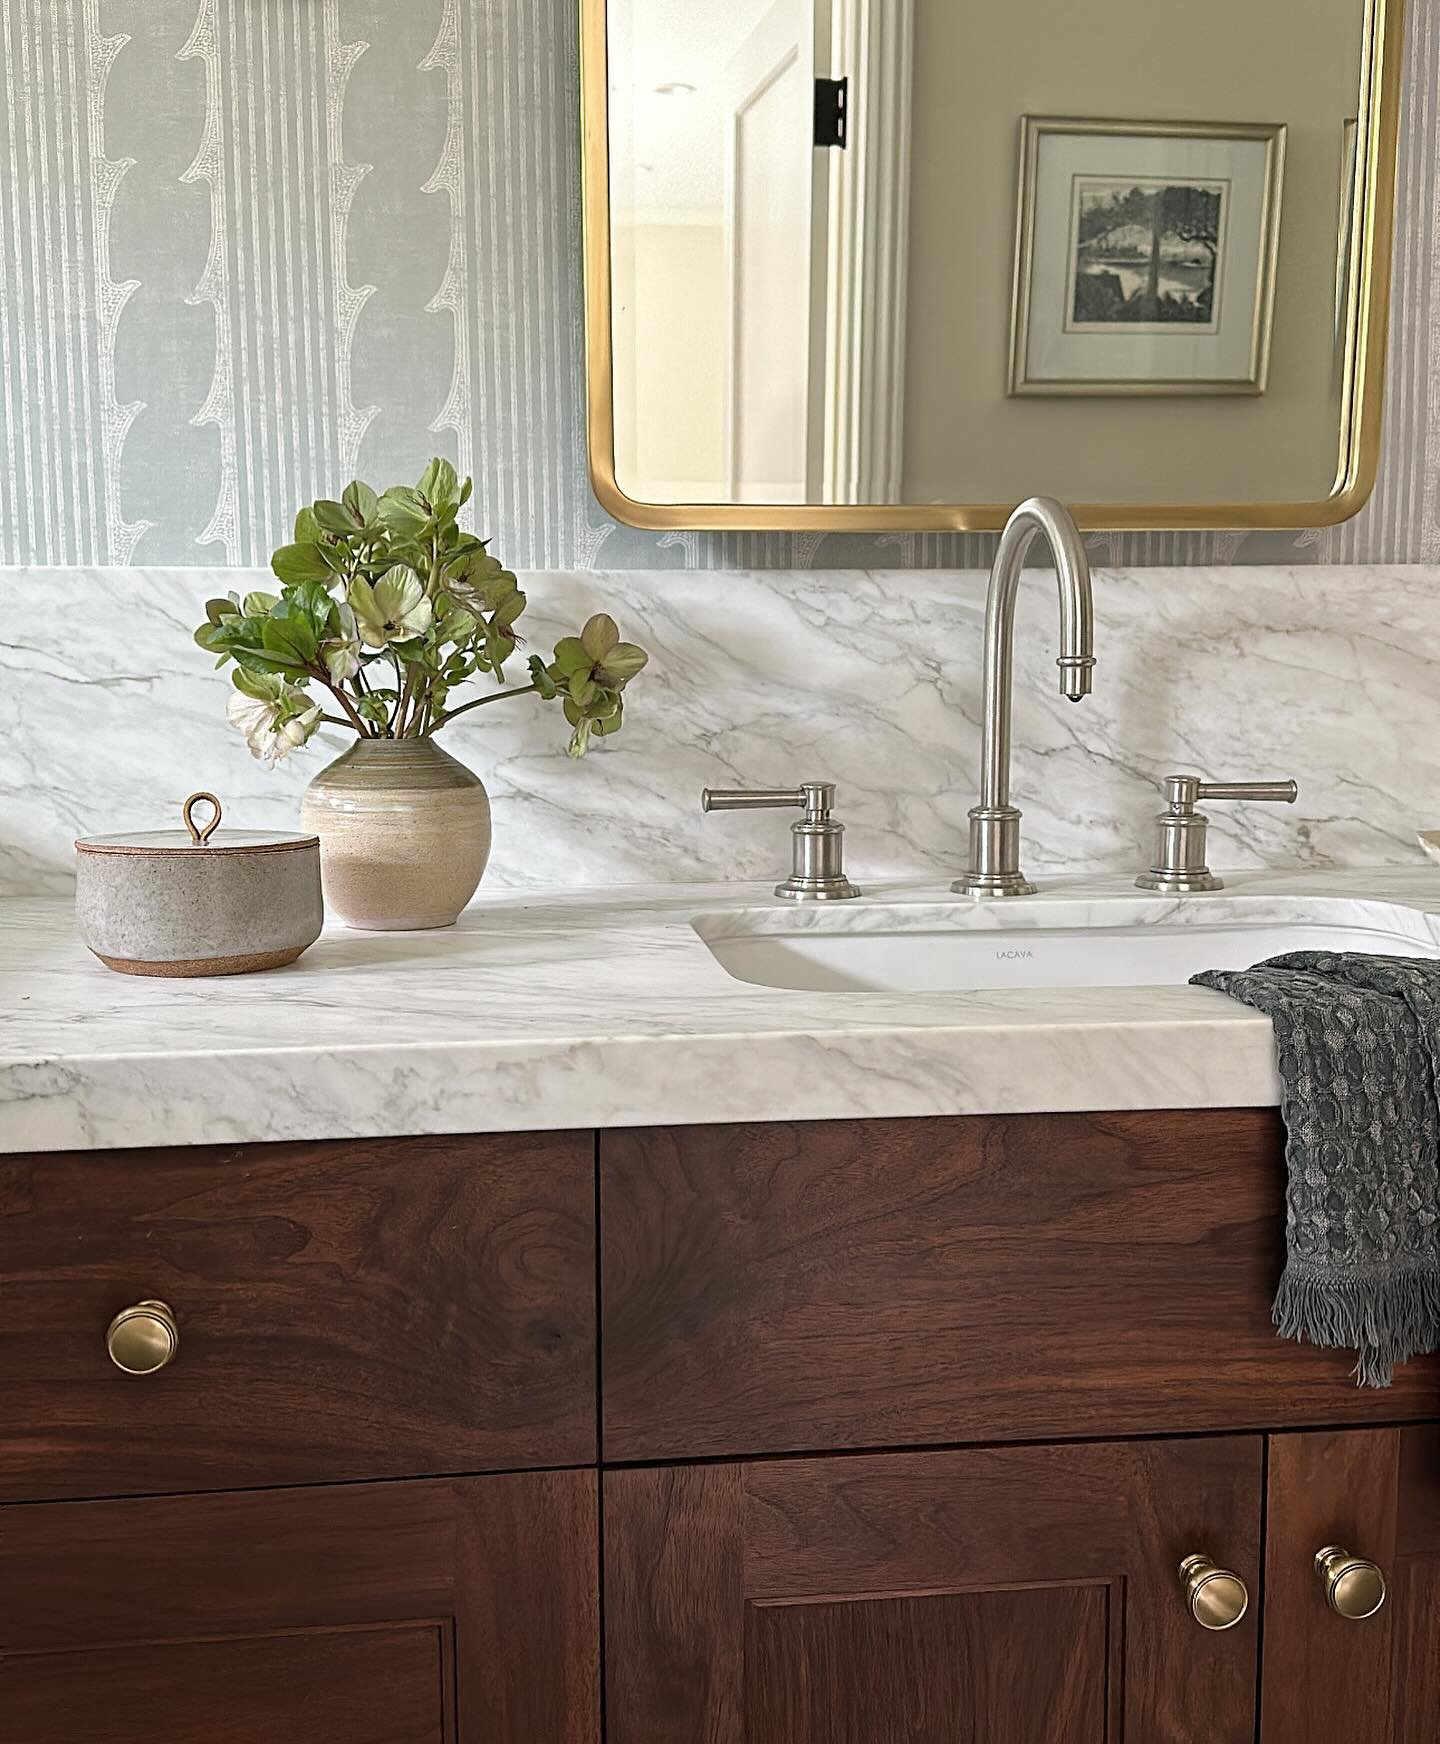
[601,1112,1440,1460]
[605,1438,1263,1744]
[747,1587,1108,1743]
[0,1470,599,1744]
[2,1625,448,1744]
[0,1131,595,1500]
[1262,1426,1440,1744]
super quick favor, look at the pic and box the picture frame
[1009,117,1287,397]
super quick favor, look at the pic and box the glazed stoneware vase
[300,738,492,930]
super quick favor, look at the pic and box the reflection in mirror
[595,0,1397,525]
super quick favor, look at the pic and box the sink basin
[693,896,1440,994]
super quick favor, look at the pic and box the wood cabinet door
[606,1438,1263,1744]
[1261,1425,1440,1744]
[0,1471,598,1744]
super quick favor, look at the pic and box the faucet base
[955,805,1035,897]
[775,874,862,901]
[951,872,1038,898]
[1136,868,1224,894]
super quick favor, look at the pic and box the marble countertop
[5,868,1440,1154]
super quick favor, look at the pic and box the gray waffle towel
[1191,952,1440,1385]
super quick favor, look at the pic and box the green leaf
[312,499,356,535]
[568,670,597,707]
[233,667,283,702]
[580,613,619,663]
[437,608,477,645]
[596,642,649,686]
[417,456,459,509]
[357,694,391,726]
[294,506,321,544]
[261,612,317,665]
[527,653,558,700]
[231,646,301,678]
[315,540,351,576]
[592,697,624,737]
[341,479,379,526]
[204,595,240,626]
[291,579,336,641]
[376,485,430,539]
[270,542,330,586]
[457,476,473,510]
[243,589,280,617]
[551,636,591,678]
[493,588,527,630]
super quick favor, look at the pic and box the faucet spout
[953,497,1095,897]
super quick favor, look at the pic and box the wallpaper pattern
[1,0,1438,571]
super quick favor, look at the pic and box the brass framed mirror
[580,0,1405,532]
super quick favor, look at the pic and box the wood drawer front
[0,1471,600,1743]
[600,1112,1440,1462]
[0,1132,595,1501]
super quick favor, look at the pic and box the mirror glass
[595,0,1393,523]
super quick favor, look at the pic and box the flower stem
[312,671,372,737]
[429,682,539,731]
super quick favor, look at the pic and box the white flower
[226,683,321,767]
[322,601,362,683]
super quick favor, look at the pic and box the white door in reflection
[722,0,821,504]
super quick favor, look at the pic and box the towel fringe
[1274,1265,1440,1388]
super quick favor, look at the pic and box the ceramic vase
[300,738,492,930]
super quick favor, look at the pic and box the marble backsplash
[4,563,1440,899]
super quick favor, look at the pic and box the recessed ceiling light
[654,81,697,96]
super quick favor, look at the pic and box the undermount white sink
[692,895,1440,994]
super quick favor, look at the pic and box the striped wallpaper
[0,0,1437,571]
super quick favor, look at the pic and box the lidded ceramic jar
[75,792,323,977]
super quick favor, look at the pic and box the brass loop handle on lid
[183,791,222,845]
[1314,1546,1387,1620]
[1178,1553,1250,1631]
[106,1300,180,1375]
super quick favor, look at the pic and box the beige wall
[613,222,727,500]
[901,0,1366,506]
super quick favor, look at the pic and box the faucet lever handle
[700,782,859,900]
[702,783,836,820]
[1194,779,1299,805]
[1162,774,1298,811]
[1139,774,1299,894]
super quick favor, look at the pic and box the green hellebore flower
[349,572,433,648]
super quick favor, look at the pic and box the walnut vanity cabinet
[3,1110,1438,1742]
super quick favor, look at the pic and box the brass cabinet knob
[106,1300,179,1375]
[1314,1546,1387,1620]
[1178,1553,1250,1631]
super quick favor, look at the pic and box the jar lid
[75,792,319,858]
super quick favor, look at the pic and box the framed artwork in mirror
[1010,118,1287,396]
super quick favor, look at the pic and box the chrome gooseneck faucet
[953,497,1095,897]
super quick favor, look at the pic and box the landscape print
[1067,176,1229,330]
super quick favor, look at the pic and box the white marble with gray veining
[5,564,1440,901]
[7,866,1440,1156]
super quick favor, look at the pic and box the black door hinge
[813,76,849,149]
